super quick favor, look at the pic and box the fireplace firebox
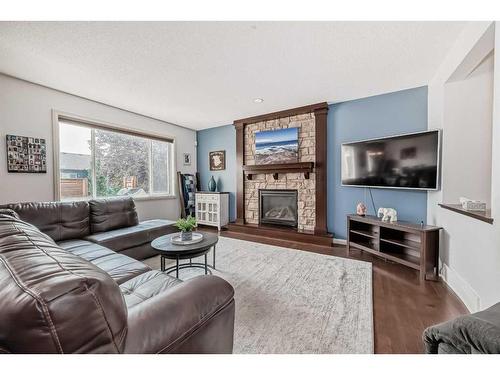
[259,189,298,227]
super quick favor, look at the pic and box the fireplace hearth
[259,189,298,228]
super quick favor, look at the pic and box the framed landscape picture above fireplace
[255,127,298,165]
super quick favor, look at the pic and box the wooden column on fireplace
[235,122,245,225]
[233,102,331,243]
[314,106,328,235]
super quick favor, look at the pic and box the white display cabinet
[195,192,229,231]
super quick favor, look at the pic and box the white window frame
[52,110,177,201]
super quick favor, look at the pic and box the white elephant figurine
[377,207,398,222]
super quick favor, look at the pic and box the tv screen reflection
[341,131,439,190]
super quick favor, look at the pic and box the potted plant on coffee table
[175,215,197,241]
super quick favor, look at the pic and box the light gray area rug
[144,236,373,353]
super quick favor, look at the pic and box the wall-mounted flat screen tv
[255,127,298,165]
[341,130,440,190]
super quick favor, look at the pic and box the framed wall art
[183,153,191,166]
[209,150,225,171]
[255,127,298,165]
[6,134,47,173]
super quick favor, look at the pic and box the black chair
[177,172,201,218]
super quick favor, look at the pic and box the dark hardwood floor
[210,228,468,354]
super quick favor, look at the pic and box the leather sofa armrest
[0,209,19,219]
[423,302,500,354]
[124,275,235,354]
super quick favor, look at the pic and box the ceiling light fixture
[253,98,264,103]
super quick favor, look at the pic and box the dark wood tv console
[347,215,442,282]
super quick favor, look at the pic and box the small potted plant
[175,215,197,241]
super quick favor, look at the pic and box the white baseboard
[335,237,478,312]
[334,237,478,312]
[333,238,347,245]
[440,263,480,313]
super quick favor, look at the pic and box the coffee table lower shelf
[161,251,216,278]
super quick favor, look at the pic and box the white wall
[427,22,500,312]
[442,52,494,205]
[0,74,197,221]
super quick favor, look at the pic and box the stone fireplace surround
[243,112,316,231]
[232,102,331,243]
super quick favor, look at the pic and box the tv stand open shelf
[346,215,442,282]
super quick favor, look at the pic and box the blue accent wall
[328,86,429,239]
[196,87,429,237]
[196,124,237,221]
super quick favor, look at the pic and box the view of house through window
[58,119,172,200]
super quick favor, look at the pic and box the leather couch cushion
[90,253,151,285]
[89,197,139,233]
[120,270,182,309]
[84,219,175,253]
[123,275,235,354]
[119,243,160,261]
[0,215,127,353]
[423,302,500,354]
[57,239,119,262]
[58,239,151,284]
[0,201,90,242]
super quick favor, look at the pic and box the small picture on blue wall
[255,127,298,165]
[209,150,225,171]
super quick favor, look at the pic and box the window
[57,118,173,200]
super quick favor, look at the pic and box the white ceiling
[0,22,467,130]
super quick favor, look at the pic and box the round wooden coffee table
[151,231,218,278]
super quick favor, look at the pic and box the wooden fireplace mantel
[233,102,329,237]
[243,162,314,180]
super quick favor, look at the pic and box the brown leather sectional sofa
[0,197,235,354]
[2,197,174,260]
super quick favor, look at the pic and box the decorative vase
[181,231,193,241]
[208,176,217,192]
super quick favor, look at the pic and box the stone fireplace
[243,112,316,231]
[259,189,298,227]
[232,102,330,244]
